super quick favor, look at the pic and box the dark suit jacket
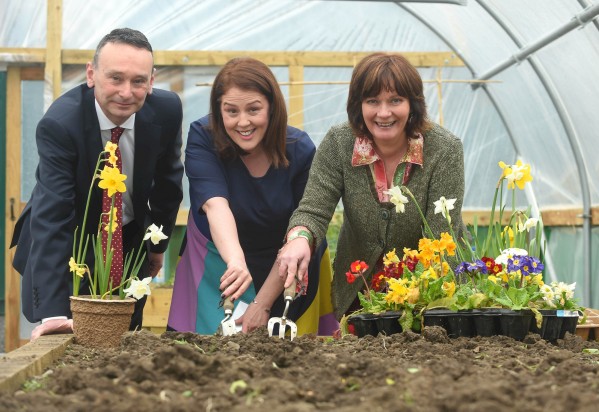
[11,84,184,323]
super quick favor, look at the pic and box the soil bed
[2,327,599,411]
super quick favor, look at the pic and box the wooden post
[288,65,304,129]
[5,67,21,352]
[45,0,63,106]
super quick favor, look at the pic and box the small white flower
[553,281,576,300]
[495,248,528,265]
[384,186,409,214]
[433,196,456,223]
[518,217,539,233]
[144,224,168,245]
[124,277,152,300]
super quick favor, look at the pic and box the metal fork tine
[279,322,286,338]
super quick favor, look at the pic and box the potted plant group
[68,141,168,348]
[342,159,584,341]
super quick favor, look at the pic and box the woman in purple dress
[168,57,338,335]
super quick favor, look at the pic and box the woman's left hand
[236,300,271,333]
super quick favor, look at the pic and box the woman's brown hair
[210,57,289,168]
[347,53,429,140]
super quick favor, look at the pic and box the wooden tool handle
[284,278,297,299]
[223,296,234,311]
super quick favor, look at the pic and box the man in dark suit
[10,28,184,340]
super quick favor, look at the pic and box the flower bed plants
[342,160,585,340]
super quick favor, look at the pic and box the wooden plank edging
[0,334,73,394]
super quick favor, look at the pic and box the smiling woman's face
[361,89,411,144]
[220,87,270,154]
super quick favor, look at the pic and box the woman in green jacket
[277,52,466,320]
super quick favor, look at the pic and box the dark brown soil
[2,327,599,411]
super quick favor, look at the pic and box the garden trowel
[267,279,298,340]
[218,296,237,336]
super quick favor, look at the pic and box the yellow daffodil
[107,153,119,167]
[98,166,127,197]
[68,257,87,278]
[498,159,533,190]
[104,141,118,154]
[103,209,119,233]
[501,226,514,247]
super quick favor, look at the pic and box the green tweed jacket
[288,121,466,320]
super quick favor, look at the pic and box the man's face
[86,42,154,125]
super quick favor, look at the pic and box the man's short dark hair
[93,28,153,67]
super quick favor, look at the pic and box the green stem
[401,186,435,239]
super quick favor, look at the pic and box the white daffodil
[518,217,539,233]
[124,277,152,300]
[144,224,169,245]
[433,196,456,223]
[384,185,409,214]
[495,247,528,265]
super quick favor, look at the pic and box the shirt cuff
[42,316,68,323]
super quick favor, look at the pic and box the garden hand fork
[267,279,298,340]
[218,296,237,336]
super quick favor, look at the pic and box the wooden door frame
[4,66,44,352]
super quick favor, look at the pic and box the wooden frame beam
[0,48,465,68]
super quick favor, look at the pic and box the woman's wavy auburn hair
[347,53,429,140]
[210,57,289,168]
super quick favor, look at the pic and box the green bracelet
[287,229,314,246]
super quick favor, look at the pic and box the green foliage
[326,208,343,261]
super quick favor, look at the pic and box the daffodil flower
[144,224,169,245]
[384,185,408,213]
[498,160,533,190]
[98,166,127,197]
[104,141,118,154]
[433,196,456,223]
[103,209,119,233]
[123,277,152,300]
[68,257,87,278]
[518,217,539,233]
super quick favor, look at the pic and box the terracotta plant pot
[70,295,135,348]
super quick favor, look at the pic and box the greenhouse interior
[1,0,598,353]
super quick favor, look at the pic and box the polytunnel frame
[396,1,599,305]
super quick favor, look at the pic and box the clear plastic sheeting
[1,0,598,306]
